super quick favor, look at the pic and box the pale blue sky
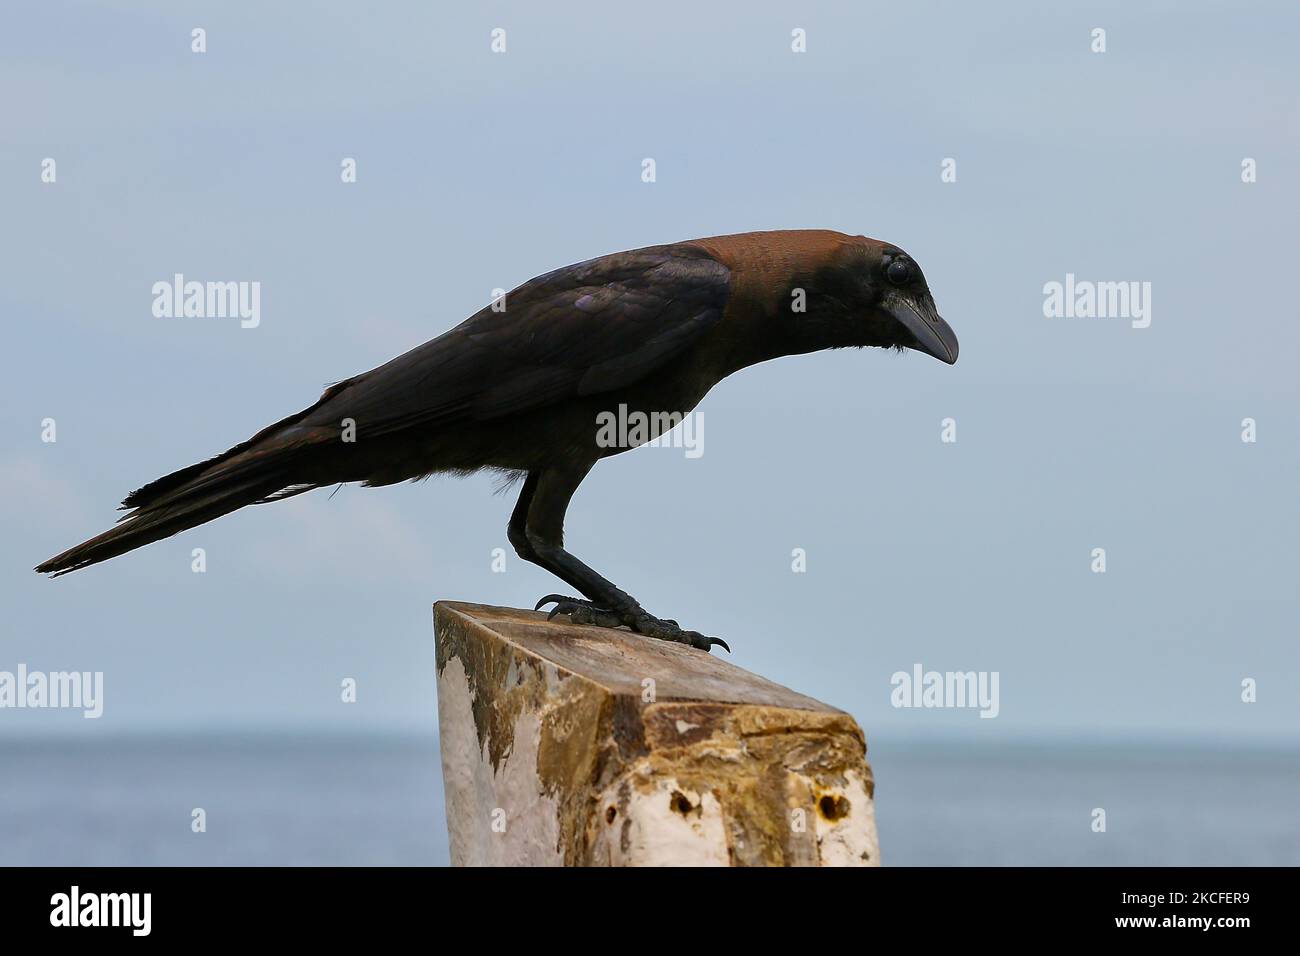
[2,0,1297,743]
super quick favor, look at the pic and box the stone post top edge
[433,599,855,719]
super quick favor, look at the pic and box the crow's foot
[534,594,624,628]
[534,594,729,653]
[631,612,731,654]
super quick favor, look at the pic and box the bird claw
[535,595,729,653]
[537,595,625,628]
[632,613,730,653]
[534,594,572,611]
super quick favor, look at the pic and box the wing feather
[298,245,729,439]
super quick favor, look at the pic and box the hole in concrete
[605,806,617,824]
[818,794,850,821]
[669,790,695,816]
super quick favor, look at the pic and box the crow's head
[788,236,959,365]
[867,245,958,364]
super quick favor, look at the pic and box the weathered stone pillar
[434,601,879,866]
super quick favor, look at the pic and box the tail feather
[36,435,327,576]
[35,473,290,576]
[119,451,234,511]
[37,379,361,577]
[120,398,339,511]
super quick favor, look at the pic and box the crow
[36,229,958,652]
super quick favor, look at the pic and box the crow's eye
[886,258,913,285]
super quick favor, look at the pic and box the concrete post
[435,601,879,866]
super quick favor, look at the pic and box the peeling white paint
[593,777,731,866]
[813,770,880,866]
[436,655,564,866]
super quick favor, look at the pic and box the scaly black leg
[507,464,729,653]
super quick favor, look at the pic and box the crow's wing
[112,243,729,514]
[297,244,730,438]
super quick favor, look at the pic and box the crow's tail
[33,418,344,578]
[34,472,297,577]
[34,375,370,576]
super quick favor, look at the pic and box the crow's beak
[887,294,959,365]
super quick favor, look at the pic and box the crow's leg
[508,464,728,653]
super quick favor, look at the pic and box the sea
[2,734,1295,866]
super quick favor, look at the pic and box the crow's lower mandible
[37,229,959,652]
